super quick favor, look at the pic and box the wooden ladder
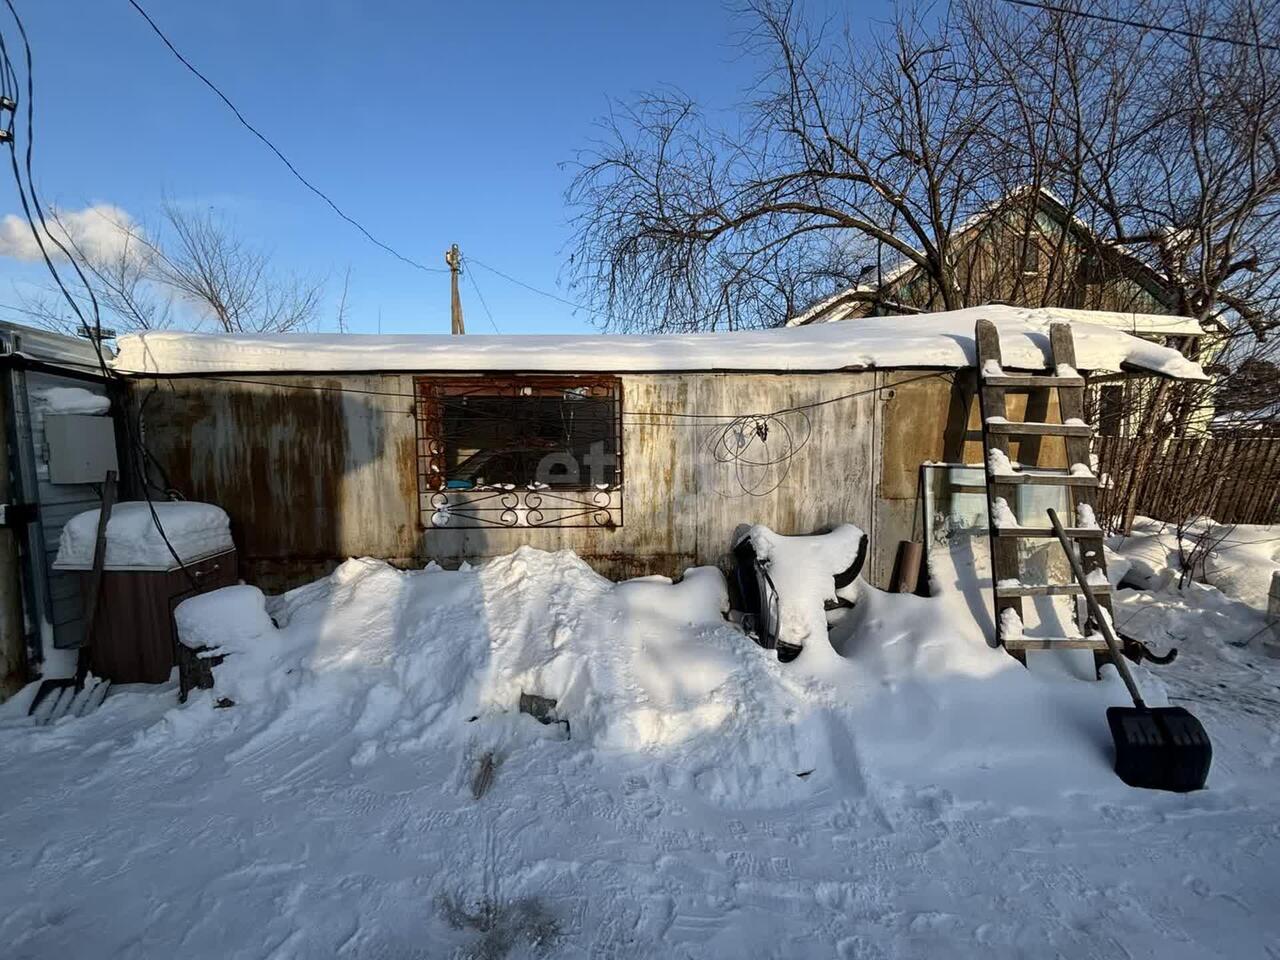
[975,318,1113,662]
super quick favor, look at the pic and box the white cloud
[0,203,144,265]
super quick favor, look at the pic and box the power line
[467,257,615,322]
[999,0,1280,53]
[125,0,642,325]
[0,1,104,359]
[124,0,448,275]
[462,259,501,333]
[47,353,944,424]
[1,0,200,593]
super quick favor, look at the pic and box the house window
[1020,238,1042,276]
[414,376,624,528]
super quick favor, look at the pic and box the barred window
[414,376,624,528]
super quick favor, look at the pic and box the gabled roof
[786,187,1192,333]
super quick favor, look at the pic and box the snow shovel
[28,471,116,723]
[1047,508,1211,792]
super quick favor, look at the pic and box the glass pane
[923,465,987,544]
[441,393,618,490]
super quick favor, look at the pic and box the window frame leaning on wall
[413,374,625,529]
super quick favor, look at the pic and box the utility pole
[445,243,465,335]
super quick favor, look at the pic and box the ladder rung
[995,583,1092,597]
[982,374,1086,388]
[986,421,1092,437]
[994,525,1100,538]
[1005,636,1109,651]
[991,470,1099,487]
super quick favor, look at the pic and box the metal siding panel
[691,373,878,576]
[45,414,120,484]
[133,371,884,587]
[22,371,115,657]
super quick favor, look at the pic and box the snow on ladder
[975,319,1113,661]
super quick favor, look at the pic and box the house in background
[785,186,1209,439]
[787,187,1190,325]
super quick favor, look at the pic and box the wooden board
[983,375,1086,388]
[994,526,1103,538]
[996,471,1099,487]
[1048,322,1113,633]
[985,422,1092,437]
[994,583,1088,597]
[975,318,1024,646]
[1005,636,1109,651]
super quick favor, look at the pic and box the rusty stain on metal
[136,376,346,564]
[132,371,897,592]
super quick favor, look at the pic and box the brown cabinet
[83,550,238,684]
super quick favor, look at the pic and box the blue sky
[0,1,864,336]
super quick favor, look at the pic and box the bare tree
[992,0,1280,528]
[17,203,323,335]
[569,0,1280,339]
[150,203,321,334]
[569,1,1012,332]
[570,0,1280,537]
[14,205,173,335]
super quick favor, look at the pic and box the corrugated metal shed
[131,370,894,590]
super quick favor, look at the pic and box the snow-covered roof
[0,319,116,369]
[111,305,1206,380]
[787,300,1205,339]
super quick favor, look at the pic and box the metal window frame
[413,375,624,529]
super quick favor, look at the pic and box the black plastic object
[832,533,868,591]
[1106,705,1212,793]
[731,536,765,638]
[730,527,867,662]
[1046,507,1211,794]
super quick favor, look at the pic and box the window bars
[413,376,624,529]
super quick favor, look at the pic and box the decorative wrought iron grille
[414,376,624,529]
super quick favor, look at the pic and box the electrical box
[44,414,119,485]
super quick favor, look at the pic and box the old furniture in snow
[84,550,237,684]
[53,502,238,684]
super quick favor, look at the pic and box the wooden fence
[1093,436,1280,527]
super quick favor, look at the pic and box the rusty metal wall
[132,370,967,592]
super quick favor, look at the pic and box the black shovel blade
[1106,706,1212,793]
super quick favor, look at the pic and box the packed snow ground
[2,541,1278,959]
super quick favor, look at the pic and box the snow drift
[161,539,1174,811]
[1109,516,1280,614]
[6,539,1278,959]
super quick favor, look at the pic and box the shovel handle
[1046,508,1146,709]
